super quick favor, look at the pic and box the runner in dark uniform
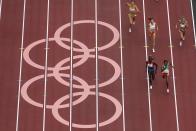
[146,55,158,89]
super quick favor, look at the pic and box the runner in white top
[176,16,188,46]
[148,17,158,53]
[149,22,156,32]
[127,1,140,32]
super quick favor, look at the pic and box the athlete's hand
[175,24,178,29]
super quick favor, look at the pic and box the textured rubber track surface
[0,0,196,131]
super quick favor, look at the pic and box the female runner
[127,1,140,32]
[146,55,158,89]
[161,60,170,93]
[176,17,188,46]
[148,17,158,53]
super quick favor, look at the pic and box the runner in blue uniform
[146,55,158,89]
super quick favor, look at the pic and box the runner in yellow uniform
[127,1,140,32]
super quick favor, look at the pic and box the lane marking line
[95,0,99,131]
[166,1,180,131]
[142,1,153,131]
[42,0,50,131]
[119,46,124,48]
[169,45,174,48]
[69,0,74,131]
[118,0,126,131]
[16,0,26,131]
[0,0,2,20]
[189,0,196,47]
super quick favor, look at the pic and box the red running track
[0,0,196,131]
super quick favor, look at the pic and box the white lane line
[189,0,196,47]
[166,1,180,131]
[95,0,99,130]
[118,0,126,131]
[69,0,74,130]
[0,0,2,20]
[15,0,26,131]
[42,0,50,131]
[142,1,153,131]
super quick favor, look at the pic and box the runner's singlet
[162,64,169,74]
[179,22,186,31]
[149,22,156,32]
[129,6,136,12]
[147,63,155,72]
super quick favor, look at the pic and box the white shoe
[129,28,132,32]
[152,48,155,53]
[179,41,182,46]
[167,89,169,93]
[150,85,152,89]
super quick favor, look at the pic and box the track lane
[72,1,96,131]
[97,0,123,131]
[0,0,23,130]
[169,0,196,131]
[144,1,178,131]
[43,0,71,130]
[18,0,48,131]
[121,0,151,131]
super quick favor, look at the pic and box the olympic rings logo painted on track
[21,20,122,128]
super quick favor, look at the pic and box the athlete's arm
[169,62,174,68]
[126,2,131,7]
[146,61,148,69]
[186,21,189,28]
[161,65,164,72]
[135,5,140,12]
[147,23,150,32]
[175,22,179,29]
[146,61,149,72]
[153,62,158,73]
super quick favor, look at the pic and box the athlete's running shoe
[179,41,182,46]
[167,88,169,93]
[129,27,132,32]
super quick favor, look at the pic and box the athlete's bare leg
[128,15,133,32]
[179,31,185,46]
[152,33,156,52]
[149,72,153,89]
[165,75,169,93]
[132,16,136,25]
